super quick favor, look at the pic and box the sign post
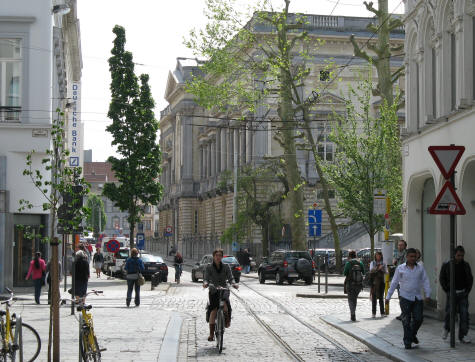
[308,205,322,250]
[428,145,466,349]
[136,233,145,250]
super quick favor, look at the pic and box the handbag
[137,273,145,286]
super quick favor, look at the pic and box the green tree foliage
[186,0,316,250]
[104,25,163,249]
[221,160,289,256]
[86,194,106,238]
[19,109,90,361]
[324,74,402,258]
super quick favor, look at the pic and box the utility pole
[233,128,239,238]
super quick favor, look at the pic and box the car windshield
[286,252,311,260]
[116,250,129,259]
[222,257,238,264]
[141,255,163,263]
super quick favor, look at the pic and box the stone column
[228,129,233,169]
[221,128,227,171]
[216,129,221,173]
[455,14,473,105]
[199,146,203,179]
[240,129,246,165]
[203,145,208,178]
[207,142,212,177]
[211,138,216,176]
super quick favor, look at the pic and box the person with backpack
[369,251,387,318]
[344,250,365,321]
[25,252,46,304]
[386,248,431,349]
[124,248,145,307]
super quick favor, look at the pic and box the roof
[83,162,118,183]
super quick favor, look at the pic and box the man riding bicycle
[203,248,239,341]
[174,252,184,283]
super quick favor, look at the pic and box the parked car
[191,254,242,283]
[258,250,315,285]
[357,248,382,271]
[138,254,168,282]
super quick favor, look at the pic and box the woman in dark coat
[124,248,144,307]
[74,250,90,304]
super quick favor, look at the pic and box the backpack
[349,261,363,286]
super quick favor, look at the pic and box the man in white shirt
[386,248,431,349]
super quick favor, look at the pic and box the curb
[320,315,428,362]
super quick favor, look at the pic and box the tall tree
[104,25,163,249]
[86,194,106,238]
[186,0,315,250]
[324,74,402,259]
[19,109,90,361]
[350,0,404,106]
[221,161,289,256]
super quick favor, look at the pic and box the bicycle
[0,287,41,361]
[61,290,106,362]
[174,264,183,284]
[206,284,230,354]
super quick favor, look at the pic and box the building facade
[158,14,404,257]
[0,0,82,290]
[403,0,475,316]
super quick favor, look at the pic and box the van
[100,237,130,276]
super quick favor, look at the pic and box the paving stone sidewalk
[322,311,475,362]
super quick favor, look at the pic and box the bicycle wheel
[11,321,40,362]
[91,334,101,362]
[216,310,224,353]
[79,329,91,362]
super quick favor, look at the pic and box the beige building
[158,14,404,257]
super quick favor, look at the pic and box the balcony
[0,106,21,123]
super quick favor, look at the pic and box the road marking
[158,312,183,362]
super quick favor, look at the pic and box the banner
[68,82,83,169]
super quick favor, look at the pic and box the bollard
[317,255,321,293]
[151,272,161,290]
[325,254,328,294]
[384,272,390,315]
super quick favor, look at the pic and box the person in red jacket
[25,252,46,304]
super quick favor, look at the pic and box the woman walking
[93,248,104,278]
[74,250,90,304]
[369,251,387,318]
[25,252,46,304]
[124,248,144,307]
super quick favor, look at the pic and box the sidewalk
[322,311,475,362]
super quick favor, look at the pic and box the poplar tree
[104,25,162,249]
[86,194,106,238]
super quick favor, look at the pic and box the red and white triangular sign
[428,146,465,179]
[429,181,466,215]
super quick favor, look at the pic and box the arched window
[421,17,436,122]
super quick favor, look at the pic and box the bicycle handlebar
[1,288,14,305]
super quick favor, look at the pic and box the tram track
[233,280,366,362]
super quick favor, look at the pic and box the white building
[0,0,82,290]
[403,0,475,317]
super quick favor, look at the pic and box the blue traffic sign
[309,224,321,237]
[232,241,239,252]
[136,233,145,250]
[308,209,322,224]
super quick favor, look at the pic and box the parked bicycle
[61,290,106,362]
[0,287,41,361]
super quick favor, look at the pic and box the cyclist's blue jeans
[126,280,140,306]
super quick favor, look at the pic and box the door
[422,179,437,300]
[13,225,46,287]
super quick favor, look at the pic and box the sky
[77,0,405,161]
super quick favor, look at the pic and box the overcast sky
[77,0,404,161]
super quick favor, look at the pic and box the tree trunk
[302,108,343,271]
[261,221,270,257]
[130,222,135,250]
[51,239,60,362]
[375,0,393,106]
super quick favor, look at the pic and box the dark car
[191,255,242,283]
[139,254,168,282]
[258,250,315,285]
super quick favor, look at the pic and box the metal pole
[71,235,75,315]
[63,234,67,292]
[317,255,321,293]
[325,253,328,294]
[450,173,456,348]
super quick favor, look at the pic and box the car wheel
[191,271,198,283]
[258,271,265,284]
[234,277,240,283]
[304,276,313,285]
[275,272,283,285]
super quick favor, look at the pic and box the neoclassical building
[403,0,475,316]
[158,13,404,256]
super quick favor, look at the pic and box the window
[122,217,129,229]
[316,124,334,162]
[319,70,330,82]
[0,39,22,122]
[112,216,120,230]
[317,189,335,199]
[144,220,151,231]
[194,210,198,234]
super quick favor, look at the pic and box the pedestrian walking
[74,250,90,304]
[46,259,62,304]
[393,239,407,320]
[242,249,251,274]
[125,248,144,307]
[93,248,104,278]
[25,252,46,304]
[386,248,431,349]
[174,252,184,283]
[343,250,365,322]
[439,245,473,343]
[369,251,387,318]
